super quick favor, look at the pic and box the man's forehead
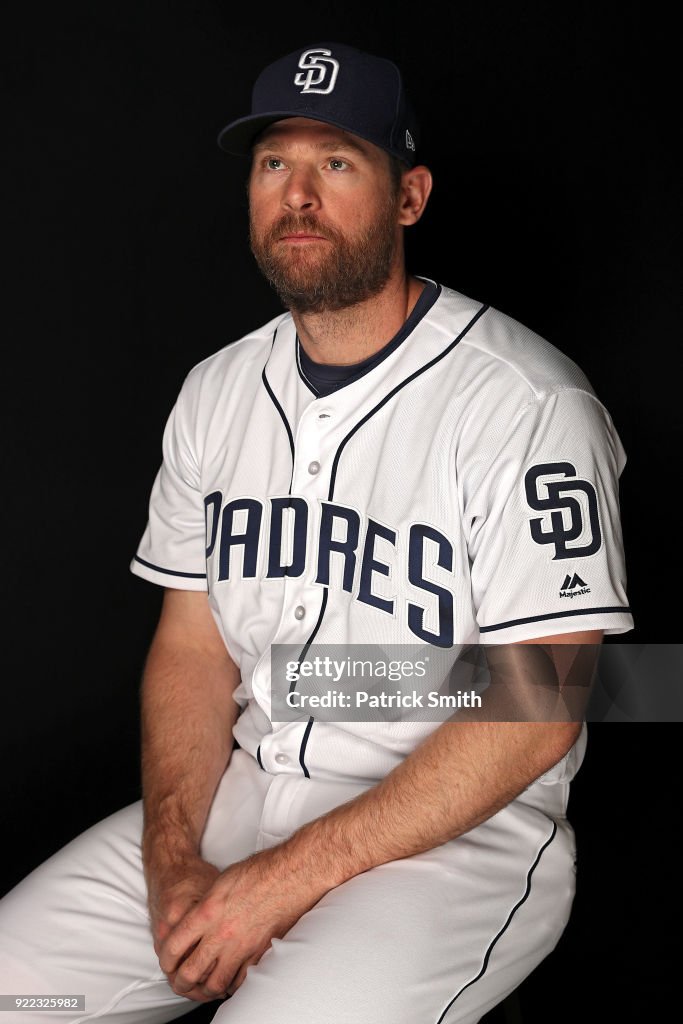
[253,118,379,156]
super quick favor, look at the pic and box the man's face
[248,118,403,315]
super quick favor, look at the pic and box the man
[0,42,632,1023]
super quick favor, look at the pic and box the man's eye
[328,158,349,171]
[266,158,284,170]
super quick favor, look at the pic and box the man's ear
[397,166,433,226]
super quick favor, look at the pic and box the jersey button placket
[290,402,335,494]
[290,406,328,631]
[284,402,336,643]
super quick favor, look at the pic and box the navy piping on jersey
[261,326,296,493]
[327,302,488,500]
[290,589,330,777]
[434,822,558,1024]
[260,327,324,776]
[298,717,315,776]
[295,302,489,777]
[133,555,206,579]
[290,590,329,693]
[479,606,632,633]
[296,342,318,396]
[295,280,441,398]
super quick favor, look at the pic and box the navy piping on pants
[434,821,558,1024]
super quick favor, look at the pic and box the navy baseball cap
[217,43,420,167]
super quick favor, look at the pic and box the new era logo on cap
[217,42,420,167]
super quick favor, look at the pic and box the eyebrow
[252,134,370,157]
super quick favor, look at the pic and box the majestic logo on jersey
[524,462,601,559]
[405,129,415,152]
[294,48,340,95]
[204,492,455,647]
[559,573,591,598]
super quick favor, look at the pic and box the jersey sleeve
[464,387,634,641]
[129,375,208,591]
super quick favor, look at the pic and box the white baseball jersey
[131,280,633,782]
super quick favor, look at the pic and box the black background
[2,2,677,1021]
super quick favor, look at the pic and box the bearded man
[0,42,632,1024]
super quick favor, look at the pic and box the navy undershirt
[297,280,439,398]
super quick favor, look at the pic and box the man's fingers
[158,920,204,974]
[173,946,241,999]
[171,980,220,1004]
[151,891,204,954]
[195,957,218,986]
[225,961,249,995]
[225,945,270,995]
[180,958,226,1002]
[164,923,239,997]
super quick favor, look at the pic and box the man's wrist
[248,839,339,912]
[142,823,202,874]
[259,812,369,901]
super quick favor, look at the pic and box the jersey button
[294,605,306,620]
[274,752,289,765]
[308,461,320,475]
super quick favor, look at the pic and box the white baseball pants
[0,748,578,1024]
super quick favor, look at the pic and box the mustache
[264,214,340,243]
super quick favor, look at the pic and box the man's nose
[282,167,321,213]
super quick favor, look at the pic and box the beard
[249,197,399,315]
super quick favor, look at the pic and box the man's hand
[146,855,222,1000]
[157,849,323,1002]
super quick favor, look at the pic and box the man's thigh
[0,753,575,1024]
[0,750,273,1024]
[215,791,576,1024]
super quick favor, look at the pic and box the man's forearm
[140,636,240,871]
[256,721,581,900]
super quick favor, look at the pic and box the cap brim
[216,111,415,165]
[217,112,310,154]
